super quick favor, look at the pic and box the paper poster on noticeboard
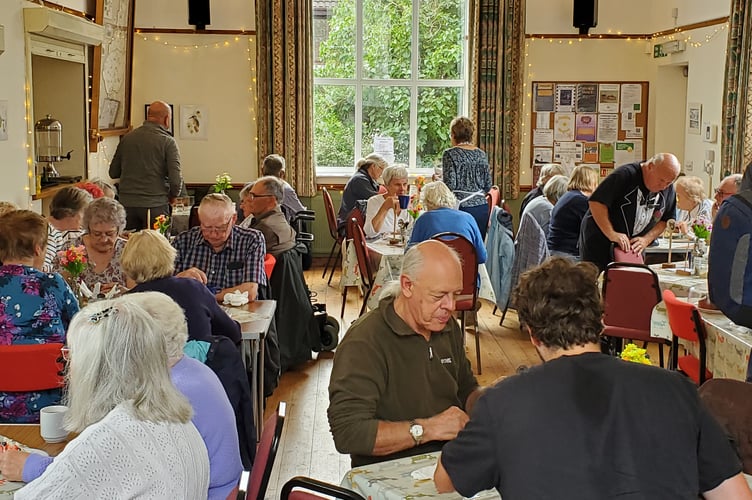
[575,113,597,142]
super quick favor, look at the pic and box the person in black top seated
[519,163,568,219]
[435,257,752,500]
[336,153,387,233]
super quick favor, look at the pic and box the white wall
[0,0,35,207]
[130,34,256,183]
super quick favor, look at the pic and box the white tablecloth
[342,452,499,500]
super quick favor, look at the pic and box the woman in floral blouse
[60,197,128,296]
[441,116,492,239]
[0,210,79,423]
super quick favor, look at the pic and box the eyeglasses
[200,217,233,234]
[245,193,275,201]
[89,229,118,239]
[715,188,732,197]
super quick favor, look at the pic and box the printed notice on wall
[536,112,551,129]
[620,83,642,113]
[575,113,597,142]
[598,83,620,113]
[554,113,575,141]
[577,84,598,112]
[554,141,583,163]
[599,142,615,163]
[533,128,554,146]
[625,126,643,139]
[614,141,638,165]
[534,83,555,112]
[583,142,599,163]
[534,147,553,164]
[555,84,577,112]
[597,114,619,143]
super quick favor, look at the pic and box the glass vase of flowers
[691,218,712,276]
[153,214,170,236]
[213,173,233,194]
[57,245,88,305]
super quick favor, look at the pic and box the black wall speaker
[573,0,598,35]
[188,0,211,30]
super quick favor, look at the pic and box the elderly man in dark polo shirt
[328,240,482,467]
[238,176,296,258]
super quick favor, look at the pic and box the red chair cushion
[0,343,65,392]
[677,355,713,385]
[264,254,276,280]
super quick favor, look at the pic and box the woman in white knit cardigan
[15,297,210,499]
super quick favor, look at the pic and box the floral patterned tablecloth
[342,452,500,500]
[648,264,752,381]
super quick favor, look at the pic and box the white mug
[40,405,69,443]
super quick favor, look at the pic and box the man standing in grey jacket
[109,100,183,230]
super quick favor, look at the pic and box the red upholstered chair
[485,186,501,231]
[432,232,481,374]
[237,402,286,500]
[663,289,713,385]
[341,208,366,317]
[612,244,645,265]
[321,187,345,286]
[350,218,375,316]
[601,262,668,367]
[0,343,65,392]
[263,253,276,281]
[281,476,366,500]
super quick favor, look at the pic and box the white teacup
[40,405,69,443]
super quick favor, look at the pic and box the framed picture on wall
[144,103,174,136]
[688,102,702,134]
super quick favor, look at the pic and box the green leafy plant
[213,173,233,193]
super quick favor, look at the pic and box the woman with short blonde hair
[548,166,600,258]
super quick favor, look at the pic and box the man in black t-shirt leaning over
[435,257,752,500]
[580,152,680,271]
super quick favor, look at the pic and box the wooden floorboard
[263,264,537,499]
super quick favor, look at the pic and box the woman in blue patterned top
[441,116,492,239]
[0,210,79,422]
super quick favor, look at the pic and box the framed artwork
[180,105,209,140]
[89,0,135,150]
[145,103,175,136]
[688,102,702,134]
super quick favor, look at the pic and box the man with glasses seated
[712,173,742,220]
[172,193,267,302]
[238,177,296,257]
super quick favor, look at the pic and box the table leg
[241,338,261,442]
[257,338,265,441]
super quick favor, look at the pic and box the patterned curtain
[722,1,752,175]
[256,0,316,197]
[468,0,525,199]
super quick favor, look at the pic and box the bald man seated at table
[328,240,482,467]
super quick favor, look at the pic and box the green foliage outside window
[314,0,465,168]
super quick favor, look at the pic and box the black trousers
[124,204,171,231]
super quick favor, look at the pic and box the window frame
[313,0,471,176]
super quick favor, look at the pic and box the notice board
[530,81,649,182]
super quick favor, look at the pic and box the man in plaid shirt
[173,193,267,301]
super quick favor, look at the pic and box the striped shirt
[172,226,267,289]
[43,225,83,272]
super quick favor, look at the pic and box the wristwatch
[409,420,424,445]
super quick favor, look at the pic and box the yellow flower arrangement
[620,343,652,365]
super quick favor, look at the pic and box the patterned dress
[0,265,79,423]
[65,236,128,291]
